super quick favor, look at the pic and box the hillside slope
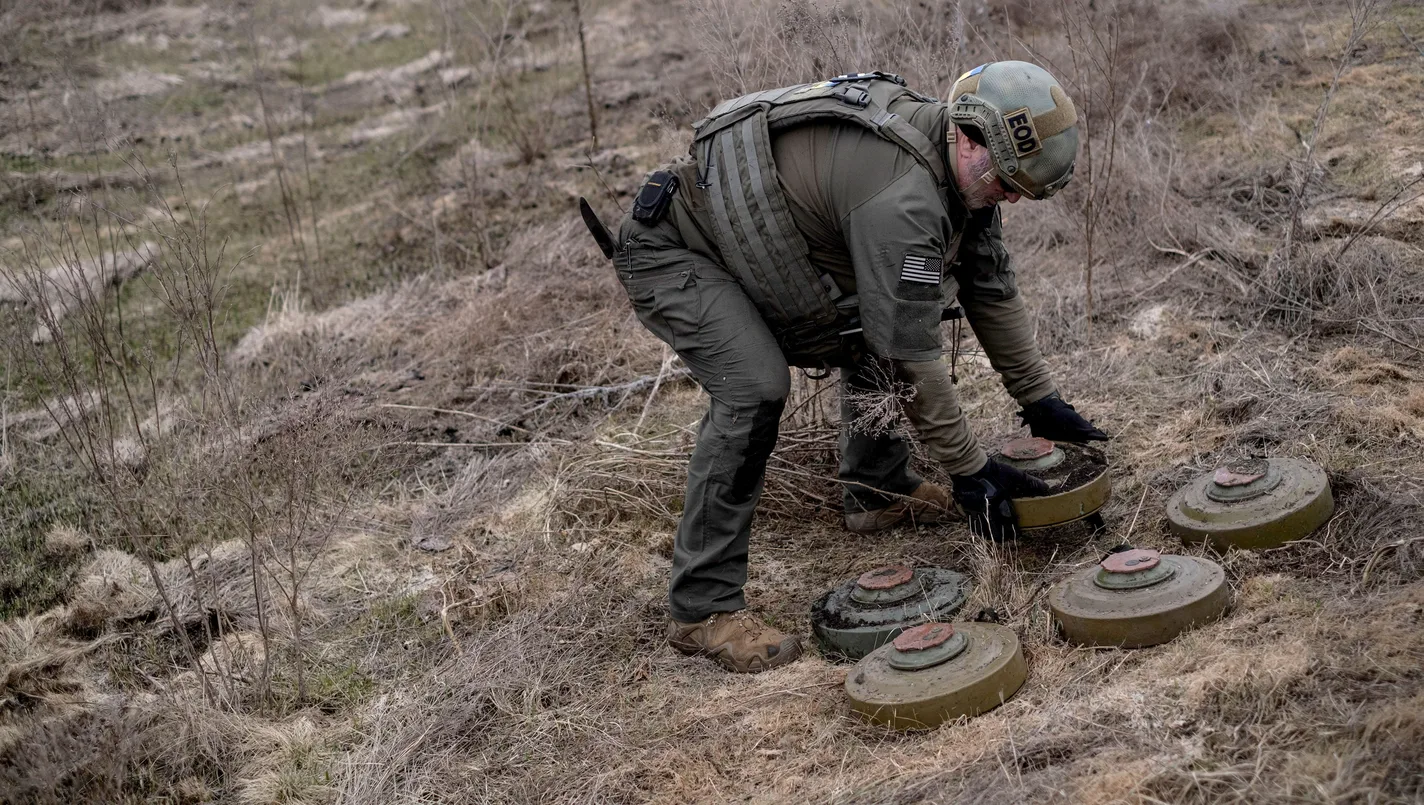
[2,0,1422,802]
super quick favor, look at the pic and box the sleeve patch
[900,253,944,285]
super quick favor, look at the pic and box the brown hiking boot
[667,610,802,673]
[844,482,958,533]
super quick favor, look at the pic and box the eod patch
[1003,107,1042,157]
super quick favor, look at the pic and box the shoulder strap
[687,74,950,346]
[694,74,948,187]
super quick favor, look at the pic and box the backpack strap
[690,73,949,340]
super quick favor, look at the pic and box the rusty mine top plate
[811,567,972,661]
[1166,457,1334,551]
[999,441,1112,529]
[999,437,1063,470]
[845,621,1027,730]
[1048,550,1231,648]
[856,565,915,592]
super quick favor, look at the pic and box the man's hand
[1017,393,1109,442]
[951,459,1050,542]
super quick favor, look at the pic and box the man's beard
[957,149,1000,210]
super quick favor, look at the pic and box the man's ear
[952,132,981,173]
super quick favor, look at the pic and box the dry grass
[1,0,1422,802]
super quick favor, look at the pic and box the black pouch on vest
[631,170,679,224]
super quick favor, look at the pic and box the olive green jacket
[665,112,1058,474]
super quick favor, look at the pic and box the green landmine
[810,565,972,661]
[999,438,1112,530]
[1048,548,1231,648]
[1166,457,1334,551]
[845,621,1027,731]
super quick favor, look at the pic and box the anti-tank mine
[999,437,1112,530]
[1048,547,1231,648]
[811,565,972,660]
[844,621,1028,730]
[1167,457,1334,551]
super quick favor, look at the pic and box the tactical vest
[690,72,949,355]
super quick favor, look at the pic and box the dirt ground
[2,0,1423,803]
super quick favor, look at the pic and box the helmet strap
[969,168,998,192]
[952,133,993,189]
[956,136,999,202]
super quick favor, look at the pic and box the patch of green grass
[0,466,95,620]
[96,36,202,76]
[154,83,232,119]
[2,264,197,406]
[1,165,391,406]
[294,29,437,86]
[269,143,457,304]
[1,152,43,172]
[456,63,582,162]
[370,593,421,627]
[281,660,377,714]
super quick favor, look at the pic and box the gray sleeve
[958,291,1058,406]
[893,358,988,477]
[840,166,954,362]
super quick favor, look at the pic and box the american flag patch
[900,253,943,285]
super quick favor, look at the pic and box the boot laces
[712,610,767,640]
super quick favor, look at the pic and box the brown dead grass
[2,0,1423,802]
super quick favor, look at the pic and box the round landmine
[1166,457,1333,551]
[811,566,972,660]
[1048,548,1230,648]
[845,621,1027,730]
[998,439,1112,530]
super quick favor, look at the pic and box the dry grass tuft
[66,541,263,639]
[65,549,159,634]
[337,562,658,804]
[0,614,99,718]
[234,716,341,805]
[1254,235,1424,336]
[42,525,92,558]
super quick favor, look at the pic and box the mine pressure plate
[1166,457,1334,551]
[1048,548,1230,648]
[811,565,972,660]
[845,621,1027,730]
[998,438,1112,529]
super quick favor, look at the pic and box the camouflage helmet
[947,61,1079,200]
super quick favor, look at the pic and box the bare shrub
[841,358,918,441]
[241,6,324,297]
[434,0,568,178]
[1279,0,1385,267]
[692,0,964,94]
[2,157,391,711]
[1258,235,1424,336]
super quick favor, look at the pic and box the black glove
[1017,393,1109,442]
[951,459,1050,542]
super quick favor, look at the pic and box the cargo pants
[616,214,925,623]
